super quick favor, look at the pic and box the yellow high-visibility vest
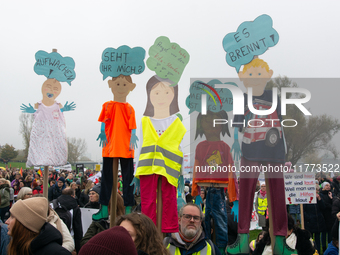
[136,117,186,187]
[167,242,212,255]
[258,196,268,215]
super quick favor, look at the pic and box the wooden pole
[265,174,275,252]
[110,158,119,228]
[43,166,49,202]
[156,177,163,236]
[300,204,304,229]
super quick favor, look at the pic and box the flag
[37,169,43,177]
[88,171,101,184]
[20,167,23,176]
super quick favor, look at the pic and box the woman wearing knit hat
[79,226,138,255]
[6,197,71,255]
[84,183,101,209]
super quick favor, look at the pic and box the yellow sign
[95,164,101,172]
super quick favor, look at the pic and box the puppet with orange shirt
[93,74,138,220]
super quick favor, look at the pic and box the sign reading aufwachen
[284,172,316,204]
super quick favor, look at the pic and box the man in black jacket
[51,187,83,253]
[48,177,66,201]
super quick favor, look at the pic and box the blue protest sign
[100,45,145,80]
[34,51,76,85]
[222,14,279,72]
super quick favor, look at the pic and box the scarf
[260,190,266,197]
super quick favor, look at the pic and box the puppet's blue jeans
[205,187,228,248]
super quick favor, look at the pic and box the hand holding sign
[222,14,279,72]
[147,36,189,86]
[34,50,76,85]
[100,45,145,80]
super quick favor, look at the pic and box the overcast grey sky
[1,0,339,162]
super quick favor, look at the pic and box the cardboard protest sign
[100,45,145,79]
[222,14,279,72]
[34,50,76,85]
[147,36,189,86]
[284,172,316,204]
[186,79,237,114]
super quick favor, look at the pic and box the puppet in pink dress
[21,78,75,167]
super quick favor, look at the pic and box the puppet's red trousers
[238,157,288,236]
[140,174,178,233]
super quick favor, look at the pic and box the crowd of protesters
[0,166,340,254]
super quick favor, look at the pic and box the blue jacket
[323,241,338,255]
[0,221,10,255]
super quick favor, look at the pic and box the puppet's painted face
[108,76,135,98]
[200,112,222,136]
[238,66,273,93]
[41,79,61,100]
[150,82,174,111]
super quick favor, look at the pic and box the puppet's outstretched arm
[130,177,140,195]
[230,200,239,222]
[96,122,108,147]
[230,127,242,162]
[20,103,36,113]
[130,129,139,150]
[60,101,76,112]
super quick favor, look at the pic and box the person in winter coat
[84,183,100,209]
[253,215,316,255]
[0,219,10,255]
[46,206,75,252]
[78,180,92,207]
[320,181,334,247]
[5,180,14,208]
[331,176,340,197]
[324,211,340,255]
[48,177,66,201]
[80,193,125,247]
[0,178,10,222]
[5,197,71,255]
[51,188,83,253]
[32,180,42,195]
[303,185,327,253]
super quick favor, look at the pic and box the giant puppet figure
[134,36,189,233]
[93,46,145,220]
[221,15,297,254]
[186,79,239,254]
[21,50,76,168]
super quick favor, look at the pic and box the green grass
[0,162,29,169]
[249,229,262,242]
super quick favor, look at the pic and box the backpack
[51,199,73,232]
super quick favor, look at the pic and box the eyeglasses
[182,214,201,222]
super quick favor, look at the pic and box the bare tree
[19,113,34,159]
[266,76,340,165]
[67,137,88,164]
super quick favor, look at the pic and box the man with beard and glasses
[164,203,221,255]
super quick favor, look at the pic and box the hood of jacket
[55,194,78,210]
[169,227,206,251]
[0,184,10,190]
[30,223,63,252]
